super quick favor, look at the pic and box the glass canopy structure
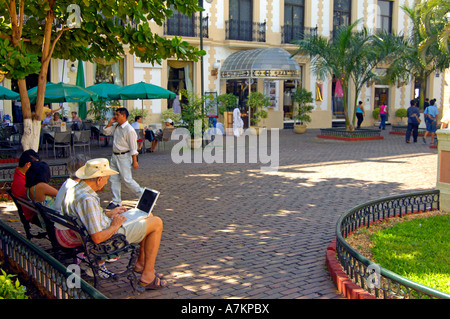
[220,47,301,80]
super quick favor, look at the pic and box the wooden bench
[34,202,140,290]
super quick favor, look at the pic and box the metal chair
[159,127,175,150]
[48,131,72,159]
[73,130,91,155]
[135,129,145,154]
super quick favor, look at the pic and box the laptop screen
[136,189,159,213]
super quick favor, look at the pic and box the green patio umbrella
[27,82,99,104]
[108,81,176,100]
[108,81,175,115]
[76,60,87,119]
[0,86,20,100]
[86,82,123,100]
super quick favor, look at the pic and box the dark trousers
[356,113,364,128]
[406,123,419,142]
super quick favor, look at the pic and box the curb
[326,238,376,299]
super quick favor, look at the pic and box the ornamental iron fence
[335,190,450,299]
[0,219,106,299]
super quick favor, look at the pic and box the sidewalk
[0,127,439,299]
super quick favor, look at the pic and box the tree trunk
[20,2,55,152]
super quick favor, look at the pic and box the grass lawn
[371,214,450,294]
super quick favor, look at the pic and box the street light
[199,0,213,117]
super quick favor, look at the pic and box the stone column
[436,129,450,211]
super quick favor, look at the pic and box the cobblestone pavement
[0,127,439,300]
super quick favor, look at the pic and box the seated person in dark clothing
[145,119,173,152]
[11,149,40,223]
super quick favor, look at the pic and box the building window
[333,0,351,30]
[283,0,305,43]
[165,5,195,37]
[377,0,393,33]
[227,0,253,41]
[93,58,124,85]
[167,60,193,109]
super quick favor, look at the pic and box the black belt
[113,150,130,155]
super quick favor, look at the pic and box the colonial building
[1,0,449,129]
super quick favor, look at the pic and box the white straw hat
[75,158,118,179]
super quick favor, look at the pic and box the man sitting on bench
[61,158,167,290]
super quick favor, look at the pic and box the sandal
[134,266,164,279]
[138,276,167,290]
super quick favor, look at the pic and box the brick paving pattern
[0,128,439,299]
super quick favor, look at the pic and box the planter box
[317,128,383,141]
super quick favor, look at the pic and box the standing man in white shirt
[103,108,143,209]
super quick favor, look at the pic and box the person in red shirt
[11,149,40,222]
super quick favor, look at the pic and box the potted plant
[247,92,270,134]
[160,108,181,126]
[372,107,380,127]
[180,89,209,148]
[215,93,238,115]
[395,107,407,125]
[292,88,314,134]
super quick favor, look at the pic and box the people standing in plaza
[62,158,166,289]
[405,100,420,143]
[423,99,439,144]
[379,103,388,130]
[103,108,143,209]
[356,101,365,129]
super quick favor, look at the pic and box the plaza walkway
[0,127,439,299]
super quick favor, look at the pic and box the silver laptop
[121,188,160,226]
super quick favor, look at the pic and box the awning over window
[220,48,301,80]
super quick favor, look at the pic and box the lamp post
[199,0,213,118]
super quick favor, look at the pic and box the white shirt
[103,121,138,156]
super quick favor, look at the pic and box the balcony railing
[281,26,318,44]
[164,15,208,38]
[225,20,266,42]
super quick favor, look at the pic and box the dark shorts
[426,119,437,132]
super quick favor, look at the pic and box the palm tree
[402,3,450,109]
[292,20,407,130]
[413,0,450,58]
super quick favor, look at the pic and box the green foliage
[0,39,41,79]
[160,108,181,125]
[214,93,238,114]
[128,108,149,123]
[0,0,205,67]
[247,92,270,126]
[0,269,29,299]
[292,88,314,125]
[179,90,209,137]
[372,108,380,120]
[395,107,407,119]
[87,100,118,123]
[371,214,450,294]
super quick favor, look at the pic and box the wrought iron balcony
[164,15,208,38]
[281,25,318,44]
[225,20,266,42]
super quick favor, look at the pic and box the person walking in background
[405,100,420,143]
[356,101,365,129]
[379,103,388,130]
[423,99,439,144]
[103,108,143,209]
